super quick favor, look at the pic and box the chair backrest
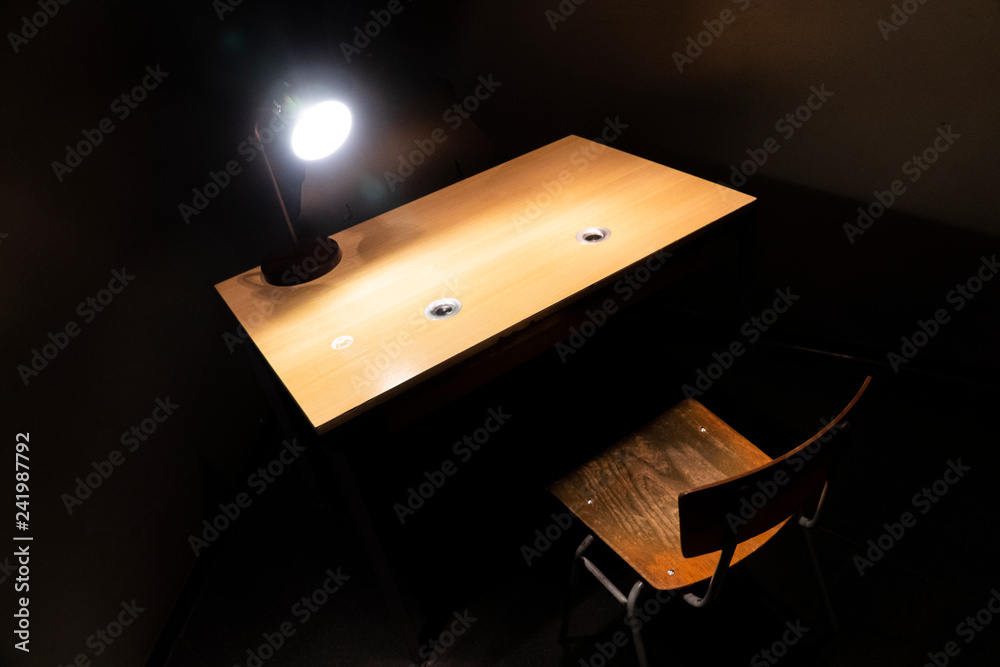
[677,377,870,559]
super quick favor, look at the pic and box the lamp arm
[254,122,299,249]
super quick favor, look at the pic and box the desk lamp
[257,93,352,286]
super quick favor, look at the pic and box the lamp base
[261,236,342,286]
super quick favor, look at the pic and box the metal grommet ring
[425,298,462,320]
[576,227,611,244]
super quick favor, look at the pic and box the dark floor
[156,289,1000,667]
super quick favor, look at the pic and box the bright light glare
[291,101,352,160]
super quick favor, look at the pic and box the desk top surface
[215,135,754,433]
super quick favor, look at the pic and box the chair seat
[549,399,788,590]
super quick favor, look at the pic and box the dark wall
[436,0,1000,372]
[1,1,996,665]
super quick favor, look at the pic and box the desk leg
[242,344,325,503]
[242,344,423,664]
[324,442,423,664]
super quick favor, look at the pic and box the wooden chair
[548,378,870,666]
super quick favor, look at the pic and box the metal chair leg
[561,535,595,642]
[800,524,838,632]
[626,580,648,667]
[562,536,651,667]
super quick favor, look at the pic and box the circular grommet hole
[425,298,462,320]
[576,227,611,244]
[331,335,354,350]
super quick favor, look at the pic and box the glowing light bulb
[291,101,351,160]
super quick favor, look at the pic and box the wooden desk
[215,135,755,662]
[217,136,755,433]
